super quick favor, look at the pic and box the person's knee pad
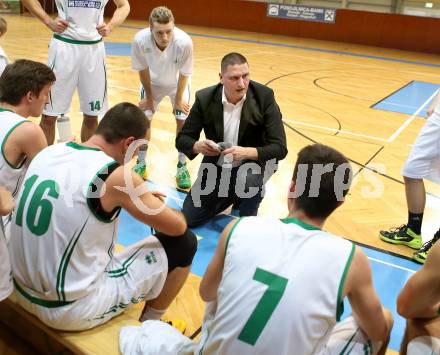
[155,229,198,271]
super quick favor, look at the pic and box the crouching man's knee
[155,229,198,271]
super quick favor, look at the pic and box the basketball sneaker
[176,162,191,189]
[379,224,422,249]
[412,231,440,264]
[163,318,187,334]
[133,159,148,180]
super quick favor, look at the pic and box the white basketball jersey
[56,0,109,41]
[0,109,28,197]
[197,216,355,355]
[10,142,121,306]
[131,26,193,88]
[0,46,9,76]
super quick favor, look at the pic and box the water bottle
[57,115,72,142]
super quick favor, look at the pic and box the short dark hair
[96,102,148,143]
[0,59,55,105]
[292,144,352,219]
[221,52,248,73]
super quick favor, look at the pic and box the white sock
[178,152,186,165]
[140,305,166,321]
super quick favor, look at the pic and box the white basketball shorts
[43,36,108,117]
[15,236,168,331]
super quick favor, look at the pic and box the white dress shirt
[219,87,246,167]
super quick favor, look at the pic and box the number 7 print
[238,268,288,346]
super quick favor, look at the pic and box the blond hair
[149,6,174,25]
[0,17,7,37]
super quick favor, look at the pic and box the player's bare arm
[344,247,392,342]
[0,187,14,216]
[100,165,187,236]
[97,0,130,37]
[138,69,155,113]
[199,219,238,302]
[16,122,47,161]
[22,0,68,33]
[175,74,190,115]
[397,241,440,319]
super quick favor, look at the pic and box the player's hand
[193,140,221,156]
[97,23,111,37]
[222,146,250,162]
[0,187,14,216]
[175,100,190,116]
[47,18,68,33]
[138,98,154,113]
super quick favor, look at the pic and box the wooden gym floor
[1,13,440,354]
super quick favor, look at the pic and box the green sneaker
[379,224,422,249]
[176,162,191,189]
[133,160,148,180]
[412,232,440,264]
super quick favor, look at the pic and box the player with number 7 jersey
[197,144,393,355]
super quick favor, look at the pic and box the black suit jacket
[176,80,288,164]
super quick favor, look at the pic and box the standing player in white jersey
[131,6,193,189]
[197,144,393,355]
[380,91,440,264]
[22,0,130,145]
[9,102,197,331]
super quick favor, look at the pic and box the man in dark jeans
[176,52,287,227]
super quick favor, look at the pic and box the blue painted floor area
[117,182,423,352]
[373,81,440,117]
[105,42,131,56]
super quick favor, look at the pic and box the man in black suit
[176,52,287,227]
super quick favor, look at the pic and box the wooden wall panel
[106,0,440,54]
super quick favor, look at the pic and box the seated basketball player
[397,240,440,354]
[197,143,393,354]
[9,102,197,331]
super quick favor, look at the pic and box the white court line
[284,119,388,142]
[109,85,138,93]
[387,89,439,142]
[368,256,416,274]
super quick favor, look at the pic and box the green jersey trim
[66,141,101,151]
[0,107,14,113]
[86,161,121,223]
[53,34,102,45]
[56,218,89,301]
[224,218,243,261]
[14,279,74,308]
[106,245,144,278]
[336,243,356,321]
[1,120,28,169]
[281,217,320,231]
